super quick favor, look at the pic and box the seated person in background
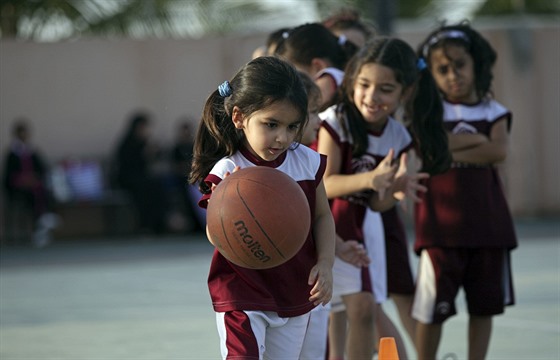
[3,118,58,247]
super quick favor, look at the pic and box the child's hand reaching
[308,259,333,306]
[393,153,429,208]
[369,148,397,200]
[335,238,370,268]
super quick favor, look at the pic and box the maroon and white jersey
[414,99,518,251]
[320,105,413,243]
[199,144,326,318]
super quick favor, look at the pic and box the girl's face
[232,99,303,161]
[352,63,406,131]
[301,96,321,146]
[135,122,150,139]
[429,44,477,103]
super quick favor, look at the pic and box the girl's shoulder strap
[315,67,345,87]
[319,104,351,143]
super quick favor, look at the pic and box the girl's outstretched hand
[308,259,333,306]
[393,153,429,209]
[370,148,397,200]
[336,239,371,267]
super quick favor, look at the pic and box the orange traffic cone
[378,337,400,360]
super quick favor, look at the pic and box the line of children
[192,20,516,360]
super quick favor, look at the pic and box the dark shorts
[385,232,415,295]
[411,247,515,324]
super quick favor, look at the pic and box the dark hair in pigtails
[408,68,452,174]
[340,37,451,174]
[189,90,242,193]
[189,56,308,192]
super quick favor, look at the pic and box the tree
[0,0,176,40]
[477,0,560,15]
[0,0,273,41]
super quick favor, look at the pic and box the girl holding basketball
[317,37,451,359]
[413,23,517,360]
[189,56,336,360]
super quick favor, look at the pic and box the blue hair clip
[417,58,427,71]
[338,34,347,46]
[218,81,232,97]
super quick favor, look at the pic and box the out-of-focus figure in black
[169,120,204,233]
[114,111,169,234]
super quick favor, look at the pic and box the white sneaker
[37,213,61,230]
[32,229,51,248]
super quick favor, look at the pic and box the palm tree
[0,0,279,41]
[2,0,557,41]
[0,0,175,40]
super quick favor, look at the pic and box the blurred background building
[1,0,558,241]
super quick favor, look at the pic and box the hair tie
[338,34,347,46]
[417,58,427,71]
[218,81,232,97]
[422,29,470,58]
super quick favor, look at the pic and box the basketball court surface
[1,218,558,359]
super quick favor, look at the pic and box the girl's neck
[240,145,287,167]
[366,117,389,134]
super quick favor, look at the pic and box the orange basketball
[206,166,311,269]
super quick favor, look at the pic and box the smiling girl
[317,37,451,359]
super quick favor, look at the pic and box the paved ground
[0,218,558,360]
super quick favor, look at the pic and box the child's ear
[310,58,329,73]
[232,106,244,129]
[401,86,415,103]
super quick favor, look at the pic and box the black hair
[266,27,291,53]
[418,21,497,100]
[124,112,150,138]
[12,117,30,137]
[340,37,451,175]
[274,22,358,71]
[189,56,309,191]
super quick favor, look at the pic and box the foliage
[477,0,560,15]
[1,0,558,41]
[0,0,271,40]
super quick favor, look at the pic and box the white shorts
[300,304,330,360]
[364,209,388,304]
[331,254,364,312]
[216,309,326,359]
[331,209,387,312]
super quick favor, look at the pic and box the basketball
[206,166,311,269]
